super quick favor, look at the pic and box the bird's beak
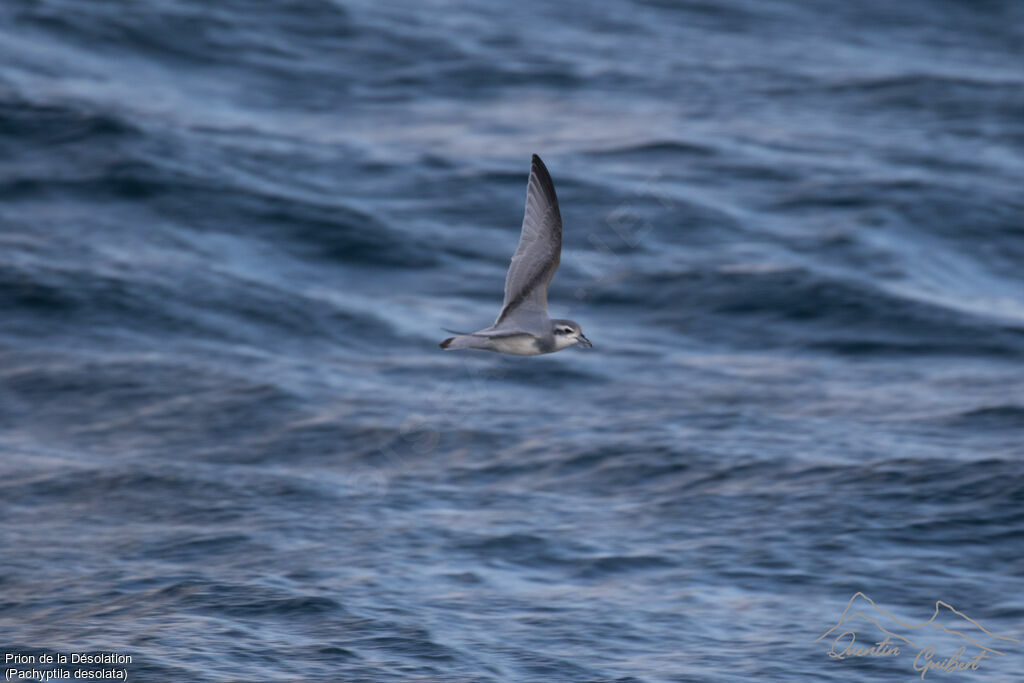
[577,334,592,348]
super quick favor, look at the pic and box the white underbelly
[489,335,542,356]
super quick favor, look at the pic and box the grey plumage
[440,155,591,356]
[495,154,562,332]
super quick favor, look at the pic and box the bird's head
[551,319,592,349]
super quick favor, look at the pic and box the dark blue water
[2,1,1023,680]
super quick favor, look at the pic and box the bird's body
[441,332,542,356]
[440,317,584,355]
[440,155,591,356]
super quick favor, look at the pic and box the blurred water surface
[1,0,1023,680]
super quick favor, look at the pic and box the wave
[939,405,1024,430]
[585,265,1024,357]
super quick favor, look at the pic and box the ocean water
[2,0,1023,680]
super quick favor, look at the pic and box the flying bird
[440,154,591,355]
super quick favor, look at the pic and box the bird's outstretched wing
[493,154,562,332]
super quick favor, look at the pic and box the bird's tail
[439,334,487,351]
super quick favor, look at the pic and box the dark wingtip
[439,337,454,349]
[528,154,557,205]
